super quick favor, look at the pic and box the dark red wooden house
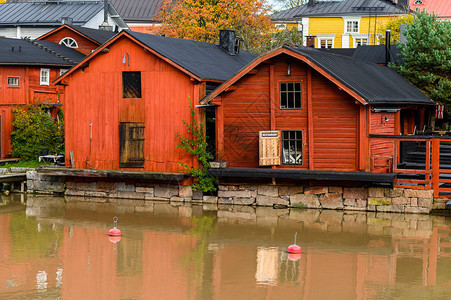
[36,24,116,55]
[0,37,84,158]
[55,30,256,175]
[201,45,434,184]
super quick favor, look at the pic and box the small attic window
[414,0,423,4]
[122,72,142,98]
[59,37,78,48]
[8,77,19,87]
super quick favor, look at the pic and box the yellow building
[271,0,410,48]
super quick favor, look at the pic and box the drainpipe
[385,30,391,65]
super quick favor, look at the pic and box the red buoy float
[287,232,302,254]
[108,216,122,236]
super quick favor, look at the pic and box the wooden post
[307,68,314,170]
[215,98,224,161]
[431,138,440,197]
[425,140,431,186]
[269,64,275,130]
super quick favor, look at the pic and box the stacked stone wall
[24,171,448,213]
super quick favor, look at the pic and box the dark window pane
[280,82,301,109]
[123,72,141,98]
[282,130,302,165]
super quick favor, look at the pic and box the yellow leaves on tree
[155,0,274,54]
[377,15,414,44]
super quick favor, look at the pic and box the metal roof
[33,39,86,63]
[1,1,127,28]
[271,0,409,22]
[284,45,432,105]
[0,36,75,66]
[127,31,258,82]
[409,0,451,20]
[110,0,164,23]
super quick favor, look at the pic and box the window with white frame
[8,77,19,87]
[40,68,50,85]
[355,38,368,46]
[60,69,69,76]
[282,131,303,165]
[346,21,359,33]
[320,39,333,48]
[59,37,78,48]
[414,0,423,4]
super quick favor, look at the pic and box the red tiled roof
[409,0,451,19]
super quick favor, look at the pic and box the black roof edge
[209,168,397,185]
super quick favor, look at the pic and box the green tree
[264,27,303,51]
[392,11,451,105]
[274,0,307,10]
[11,104,64,160]
[377,15,414,44]
[156,0,274,54]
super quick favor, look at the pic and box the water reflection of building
[1,197,450,298]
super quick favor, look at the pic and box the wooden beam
[307,68,314,170]
[270,64,275,131]
[248,69,258,75]
[216,98,224,160]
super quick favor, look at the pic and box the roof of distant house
[271,0,409,22]
[410,0,451,19]
[37,24,116,45]
[111,0,164,23]
[33,40,86,63]
[0,37,76,66]
[0,1,127,28]
[202,44,433,106]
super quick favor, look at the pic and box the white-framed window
[8,77,19,87]
[282,130,303,165]
[355,38,368,46]
[414,0,423,4]
[275,23,287,30]
[40,68,50,85]
[60,69,69,76]
[316,34,335,49]
[351,33,372,48]
[59,37,78,48]
[343,17,361,34]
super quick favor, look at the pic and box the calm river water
[0,194,450,299]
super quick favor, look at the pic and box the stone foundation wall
[25,171,448,213]
[217,184,438,214]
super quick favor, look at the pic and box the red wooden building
[55,30,256,174]
[201,45,435,184]
[0,37,84,158]
[37,25,116,55]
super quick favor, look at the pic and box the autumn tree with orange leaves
[155,0,274,54]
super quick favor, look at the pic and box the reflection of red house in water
[0,37,84,157]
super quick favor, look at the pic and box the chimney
[385,30,391,65]
[219,30,240,56]
[61,17,73,26]
[397,0,409,11]
[399,24,407,44]
[99,0,113,31]
[308,0,315,7]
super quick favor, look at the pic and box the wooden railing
[369,135,451,198]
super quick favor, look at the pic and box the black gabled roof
[317,47,355,57]
[127,31,258,82]
[69,25,116,44]
[284,45,432,105]
[33,40,86,63]
[352,44,402,64]
[0,37,74,66]
[271,0,409,22]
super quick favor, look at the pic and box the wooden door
[119,123,145,168]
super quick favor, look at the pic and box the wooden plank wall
[0,66,64,157]
[64,36,196,172]
[40,28,100,55]
[369,111,396,172]
[311,71,358,171]
[218,55,360,171]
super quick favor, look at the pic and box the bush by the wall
[11,104,64,160]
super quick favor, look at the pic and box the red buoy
[287,253,302,261]
[287,232,302,254]
[109,236,121,243]
[108,216,122,236]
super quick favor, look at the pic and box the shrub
[11,104,64,160]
